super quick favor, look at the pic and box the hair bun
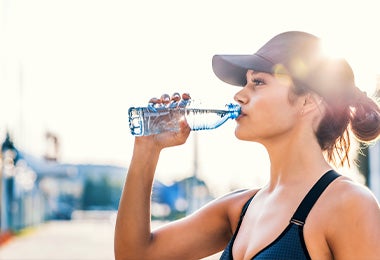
[349,90,380,142]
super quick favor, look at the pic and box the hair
[292,83,380,167]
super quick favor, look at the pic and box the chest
[231,195,330,259]
[232,199,294,259]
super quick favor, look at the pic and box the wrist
[133,137,162,156]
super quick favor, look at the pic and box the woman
[114,31,380,259]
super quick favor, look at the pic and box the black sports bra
[219,170,340,260]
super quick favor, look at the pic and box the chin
[234,127,260,142]
[234,128,250,141]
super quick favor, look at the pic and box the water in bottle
[128,103,241,136]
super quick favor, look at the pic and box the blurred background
[0,0,379,259]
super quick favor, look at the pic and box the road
[0,212,221,260]
[0,214,117,260]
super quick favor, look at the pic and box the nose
[234,86,248,105]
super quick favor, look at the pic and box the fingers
[171,92,181,102]
[161,94,170,105]
[148,97,162,104]
[148,97,161,111]
[169,92,180,108]
[182,93,191,100]
[148,92,191,108]
[179,93,191,107]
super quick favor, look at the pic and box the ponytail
[316,86,380,167]
[349,88,380,142]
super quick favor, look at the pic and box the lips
[236,110,246,120]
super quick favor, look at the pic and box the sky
[1,0,379,195]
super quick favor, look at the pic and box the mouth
[236,111,246,121]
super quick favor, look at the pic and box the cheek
[250,97,279,124]
[235,95,296,140]
[234,98,272,139]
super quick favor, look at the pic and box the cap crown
[212,31,355,100]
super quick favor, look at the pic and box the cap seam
[254,53,275,67]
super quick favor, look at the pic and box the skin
[114,70,380,260]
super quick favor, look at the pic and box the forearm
[114,138,161,259]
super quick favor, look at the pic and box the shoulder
[326,174,379,211]
[217,188,259,203]
[322,174,380,257]
[192,188,259,234]
[213,189,260,235]
[216,188,259,210]
[173,188,259,250]
[323,174,379,220]
[188,188,259,229]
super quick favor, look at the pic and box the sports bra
[219,170,340,260]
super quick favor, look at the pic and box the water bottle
[128,103,241,136]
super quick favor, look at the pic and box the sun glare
[319,34,379,95]
[320,36,349,61]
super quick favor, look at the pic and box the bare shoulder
[166,188,259,237]
[322,174,380,258]
[323,174,380,220]
[189,188,259,234]
[214,188,260,234]
[217,188,259,204]
[194,188,258,216]
[327,175,379,209]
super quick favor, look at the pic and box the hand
[148,92,191,110]
[137,92,192,150]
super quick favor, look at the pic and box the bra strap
[290,170,340,226]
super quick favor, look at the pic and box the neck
[263,129,331,191]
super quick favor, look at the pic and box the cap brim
[212,54,274,86]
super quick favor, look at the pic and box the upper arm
[145,189,255,260]
[327,182,380,260]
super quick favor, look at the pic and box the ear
[301,93,324,116]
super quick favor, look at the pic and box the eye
[252,78,265,86]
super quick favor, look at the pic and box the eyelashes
[251,78,266,86]
[246,70,267,88]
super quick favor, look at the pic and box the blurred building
[0,133,125,236]
[0,132,214,239]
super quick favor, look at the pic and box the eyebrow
[246,70,270,79]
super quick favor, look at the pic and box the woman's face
[233,70,302,143]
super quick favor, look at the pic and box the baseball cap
[212,31,355,99]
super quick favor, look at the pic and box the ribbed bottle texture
[128,103,240,136]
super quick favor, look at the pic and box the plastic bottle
[128,103,241,136]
